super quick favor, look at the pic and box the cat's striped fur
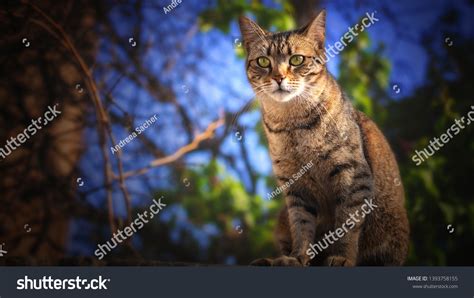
[239,10,409,266]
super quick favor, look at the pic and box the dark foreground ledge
[0,257,206,266]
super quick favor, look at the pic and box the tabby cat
[239,10,409,266]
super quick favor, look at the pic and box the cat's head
[239,11,327,103]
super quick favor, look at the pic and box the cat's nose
[273,76,285,85]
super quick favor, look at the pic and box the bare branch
[120,118,225,179]
[25,0,133,230]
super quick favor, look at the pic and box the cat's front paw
[272,255,303,267]
[325,256,355,267]
[249,258,273,266]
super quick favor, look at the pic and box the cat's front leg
[284,193,318,266]
[325,162,374,266]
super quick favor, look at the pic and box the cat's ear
[301,10,326,48]
[238,16,268,50]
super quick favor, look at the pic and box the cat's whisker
[318,99,345,138]
[299,90,328,136]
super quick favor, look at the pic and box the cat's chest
[266,129,324,163]
[268,133,344,224]
[265,127,340,199]
[267,130,323,181]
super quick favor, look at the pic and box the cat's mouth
[273,84,292,93]
[261,81,305,102]
[269,88,296,103]
[274,88,291,94]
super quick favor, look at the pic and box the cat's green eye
[256,56,271,68]
[289,55,305,66]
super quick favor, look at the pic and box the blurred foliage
[338,14,474,265]
[199,0,295,33]
[338,30,391,124]
[385,36,474,265]
[200,0,295,59]
[139,160,281,264]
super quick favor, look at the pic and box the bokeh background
[0,0,473,266]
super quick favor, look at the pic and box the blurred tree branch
[120,117,225,179]
[25,0,131,231]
